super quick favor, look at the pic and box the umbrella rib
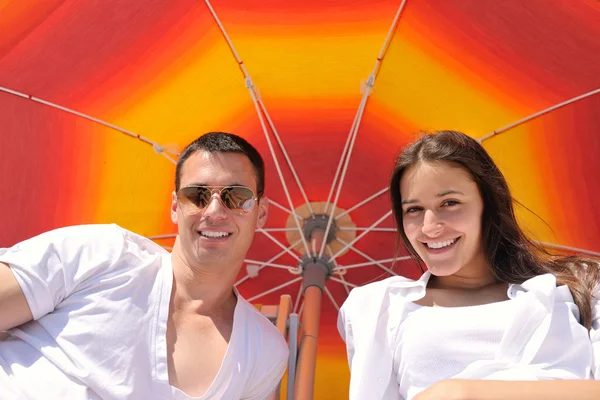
[537,242,600,258]
[204,0,315,258]
[319,95,369,258]
[335,257,402,270]
[235,239,302,287]
[257,228,301,261]
[319,1,408,258]
[336,237,398,276]
[250,97,312,256]
[246,277,303,303]
[243,259,297,270]
[298,299,306,317]
[338,227,397,232]
[255,100,314,215]
[330,210,393,262]
[324,286,340,312]
[326,245,352,295]
[322,110,361,216]
[478,87,600,143]
[330,277,358,289]
[0,86,179,164]
[293,284,304,314]
[333,274,351,295]
[268,199,304,221]
[334,187,389,220]
[204,0,313,215]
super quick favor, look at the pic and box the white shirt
[0,224,288,400]
[338,271,600,400]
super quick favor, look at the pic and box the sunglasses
[176,185,260,216]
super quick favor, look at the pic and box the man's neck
[169,251,239,315]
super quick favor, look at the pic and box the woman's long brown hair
[389,130,600,328]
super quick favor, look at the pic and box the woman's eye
[404,207,421,214]
[442,200,460,207]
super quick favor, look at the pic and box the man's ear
[256,196,269,229]
[170,191,178,224]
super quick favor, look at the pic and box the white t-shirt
[338,271,600,400]
[0,224,289,400]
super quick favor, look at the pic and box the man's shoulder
[237,296,285,335]
[24,223,125,244]
[236,296,289,350]
[38,223,167,254]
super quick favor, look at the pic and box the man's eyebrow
[184,182,246,187]
[401,190,465,205]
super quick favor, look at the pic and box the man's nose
[202,193,229,219]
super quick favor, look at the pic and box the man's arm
[0,262,33,331]
[414,379,600,400]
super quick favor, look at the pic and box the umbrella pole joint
[297,213,338,290]
[300,257,334,292]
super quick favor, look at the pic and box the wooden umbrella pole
[294,230,328,400]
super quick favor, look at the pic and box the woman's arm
[414,379,600,400]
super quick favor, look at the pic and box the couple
[1,131,599,399]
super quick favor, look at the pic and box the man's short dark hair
[175,132,265,195]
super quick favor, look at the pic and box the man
[0,132,289,399]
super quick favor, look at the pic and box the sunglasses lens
[177,186,257,215]
[178,186,212,213]
[221,186,257,215]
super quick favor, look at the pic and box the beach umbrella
[1,1,600,398]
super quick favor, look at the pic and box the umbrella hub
[302,213,338,246]
[284,201,357,258]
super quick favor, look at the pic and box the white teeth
[200,231,230,238]
[426,239,457,249]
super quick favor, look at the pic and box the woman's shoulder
[342,273,428,312]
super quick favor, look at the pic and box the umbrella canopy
[2,1,600,398]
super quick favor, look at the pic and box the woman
[338,130,600,400]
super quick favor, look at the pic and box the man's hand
[413,380,473,400]
[414,379,600,400]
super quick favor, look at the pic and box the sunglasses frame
[176,184,261,216]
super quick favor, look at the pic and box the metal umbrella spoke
[0,86,178,164]
[336,237,398,276]
[338,227,396,232]
[243,259,297,270]
[538,242,600,258]
[257,228,301,261]
[318,0,409,258]
[330,210,393,262]
[324,286,340,312]
[334,187,389,221]
[293,284,304,314]
[268,199,304,221]
[478,87,600,143]
[204,0,314,257]
[326,245,352,295]
[334,257,407,271]
[246,276,303,303]
[236,239,302,286]
[330,277,358,289]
